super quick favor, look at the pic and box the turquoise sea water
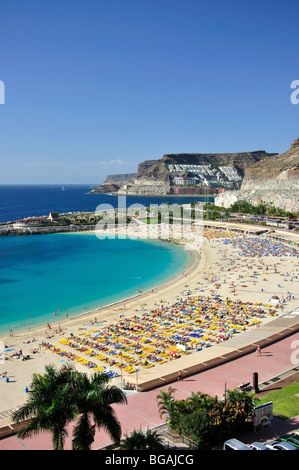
[0,233,191,336]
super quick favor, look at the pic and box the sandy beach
[0,223,298,421]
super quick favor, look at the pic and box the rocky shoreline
[0,223,95,237]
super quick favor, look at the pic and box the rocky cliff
[137,160,159,174]
[162,150,275,177]
[103,173,137,184]
[116,160,171,195]
[242,138,299,191]
[90,182,122,194]
[91,149,277,197]
[215,138,299,212]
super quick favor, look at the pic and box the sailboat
[61,186,65,191]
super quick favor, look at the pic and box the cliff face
[137,160,159,174]
[117,161,171,195]
[103,173,137,184]
[162,150,276,177]
[91,149,277,197]
[215,138,299,212]
[215,189,299,212]
[90,173,137,194]
[90,182,122,194]
[241,138,299,191]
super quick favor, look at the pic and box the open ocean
[0,185,206,335]
[0,184,213,223]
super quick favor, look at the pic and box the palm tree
[120,429,147,450]
[12,365,127,450]
[120,428,164,450]
[226,388,256,416]
[187,391,218,410]
[71,370,127,450]
[12,365,76,450]
[143,428,165,450]
[157,386,176,421]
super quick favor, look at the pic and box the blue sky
[0,0,298,184]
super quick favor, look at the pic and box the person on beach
[256,345,261,356]
[178,370,183,381]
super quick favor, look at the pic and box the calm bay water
[0,233,192,335]
[0,185,206,336]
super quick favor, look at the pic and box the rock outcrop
[103,173,137,184]
[91,150,276,196]
[90,182,123,194]
[215,138,299,212]
[162,150,275,177]
[90,173,137,194]
[137,160,159,174]
[117,161,171,195]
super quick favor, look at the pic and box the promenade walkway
[0,309,298,450]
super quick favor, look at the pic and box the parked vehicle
[279,434,299,449]
[249,442,271,450]
[265,440,298,450]
[223,438,252,450]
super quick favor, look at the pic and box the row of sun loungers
[40,342,119,377]
[40,293,278,376]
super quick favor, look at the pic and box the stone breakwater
[0,224,95,237]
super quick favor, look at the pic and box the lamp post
[135,367,139,391]
[120,351,123,389]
